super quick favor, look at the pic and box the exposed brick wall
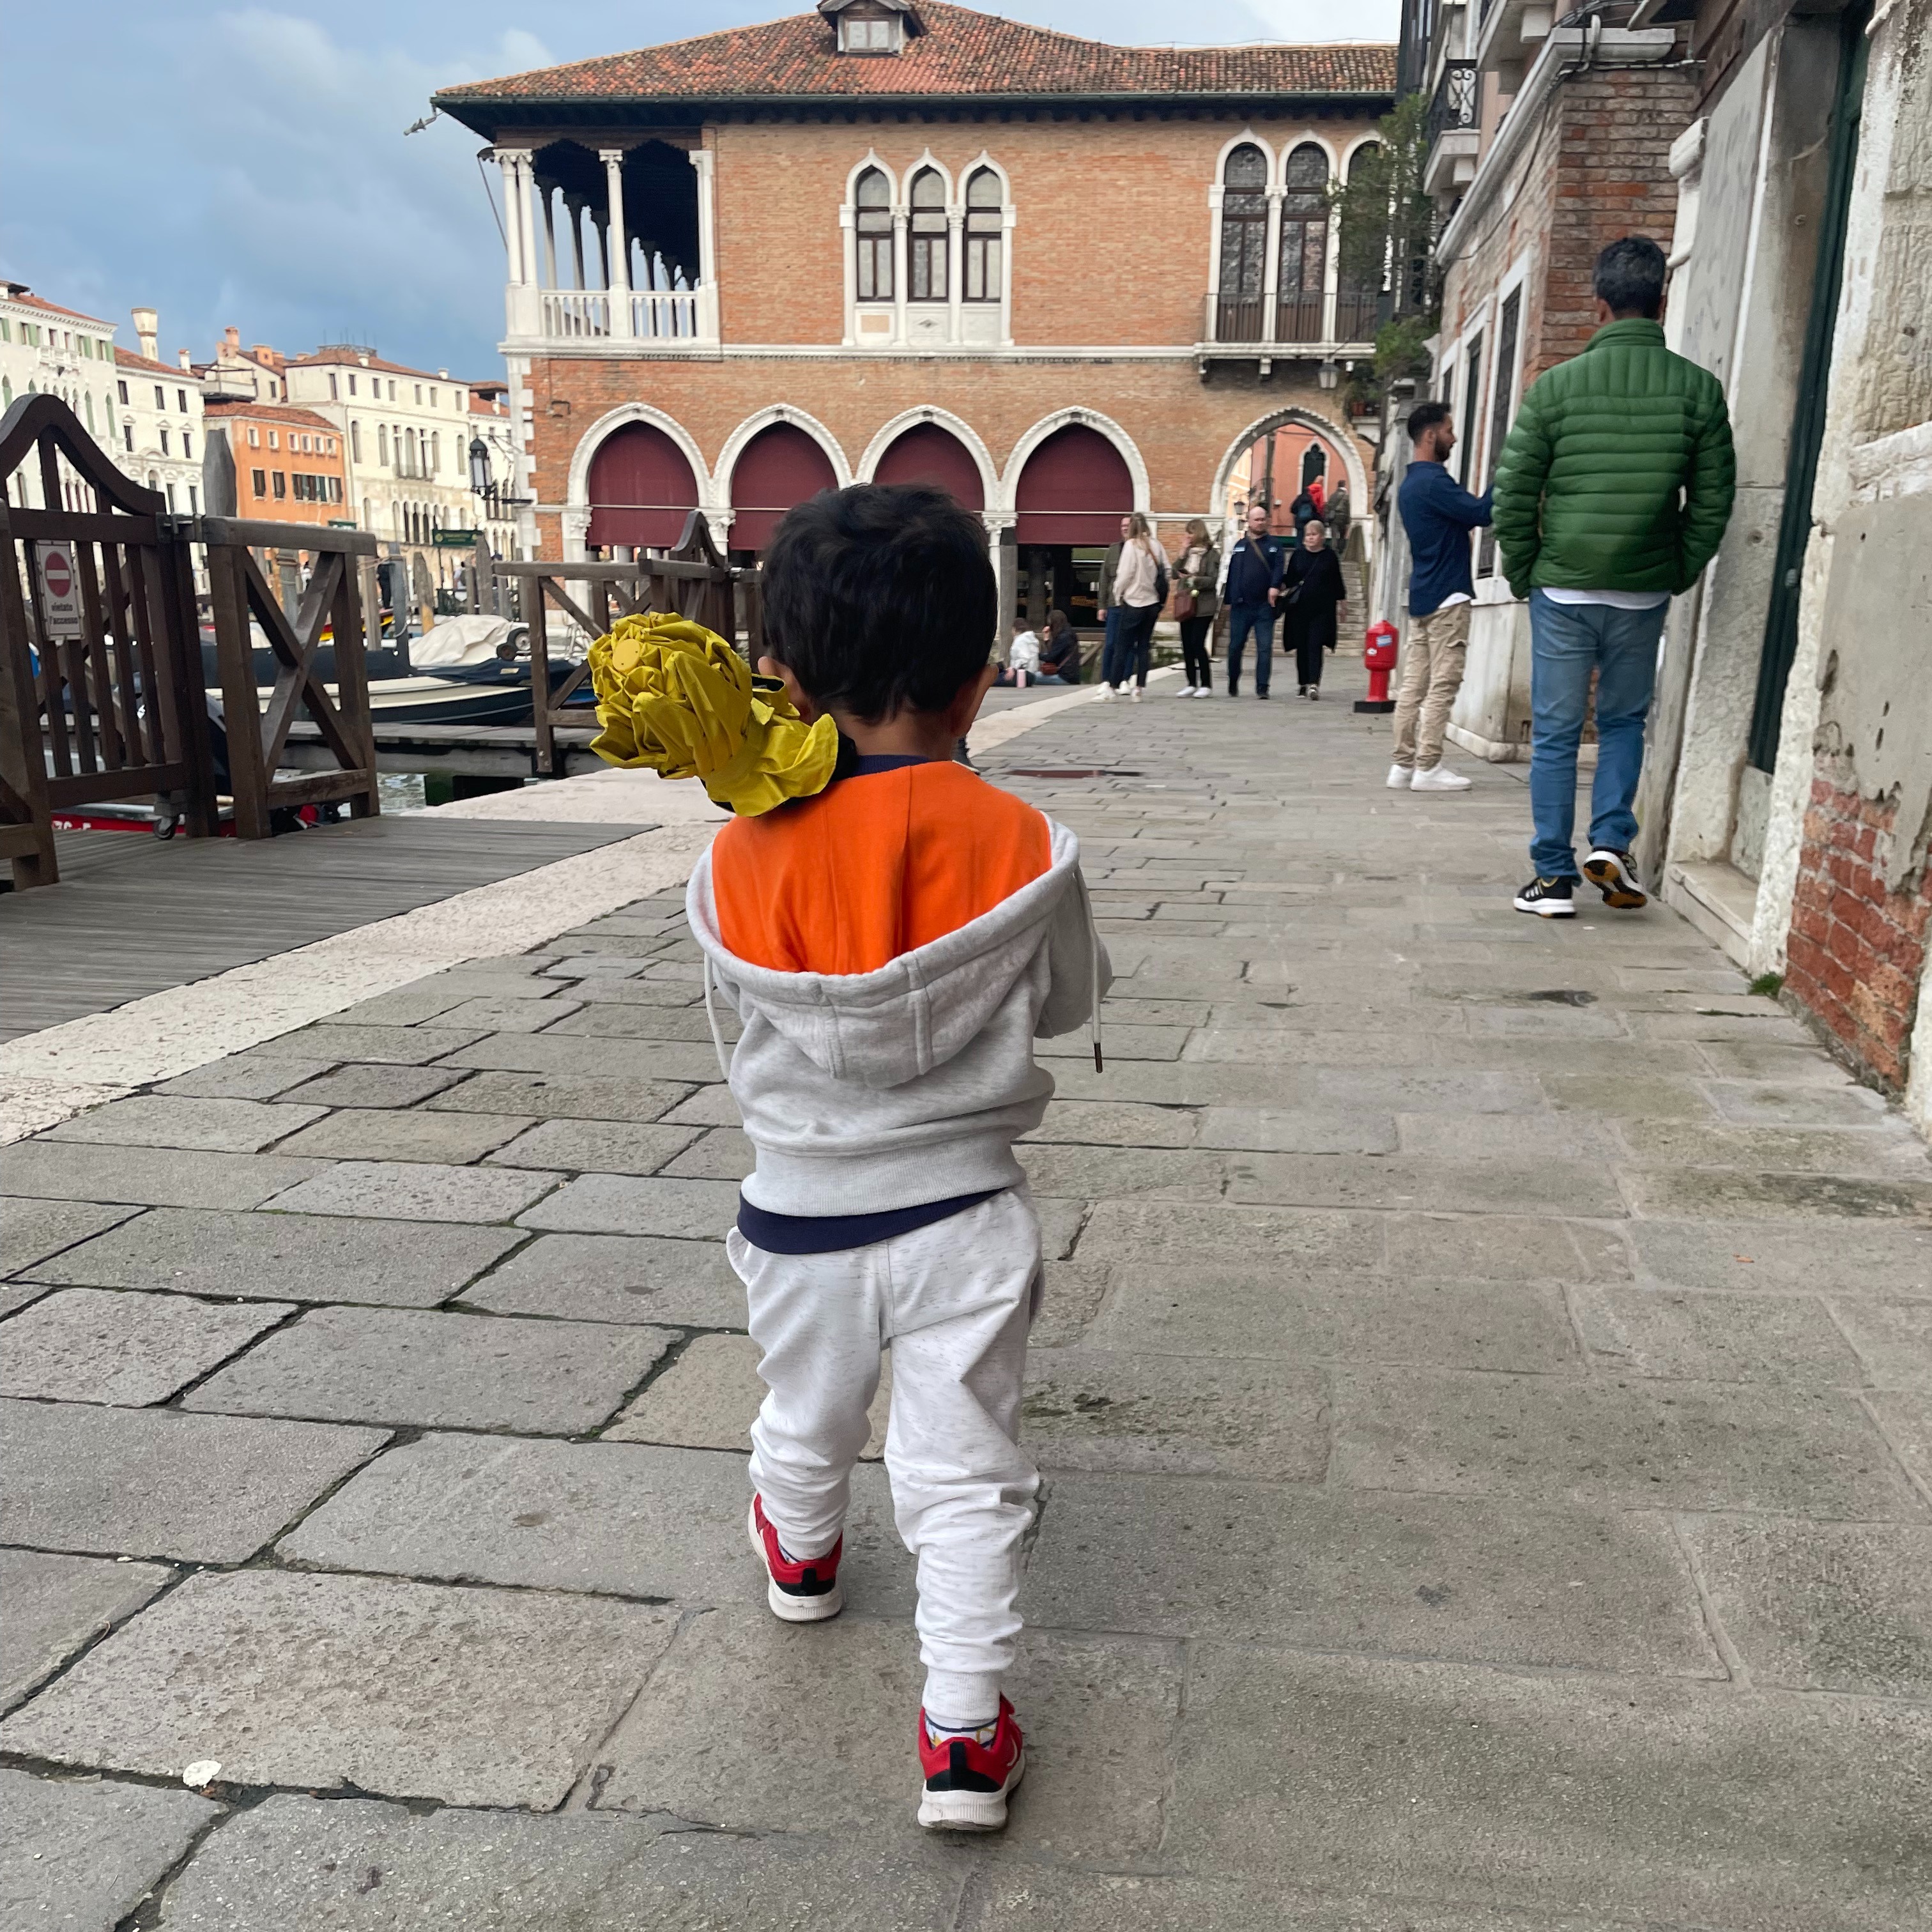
[1783,769,1931,1092]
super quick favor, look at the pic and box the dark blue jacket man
[1223,503,1286,698]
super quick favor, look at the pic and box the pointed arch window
[1278,144,1330,344]
[909,168,947,301]
[855,168,893,302]
[965,167,1002,302]
[1216,144,1268,344]
[1335,142,1385,341]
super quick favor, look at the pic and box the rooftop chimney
[132,307,158,360]
[178,348,192,371]
[224,326,241,354]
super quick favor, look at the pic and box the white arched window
[855,168,893,302]
[909,167,946,302]
[965,167,1002,302]
[1278,143,1330,344]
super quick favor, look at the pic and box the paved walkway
[3,661,1929,1930]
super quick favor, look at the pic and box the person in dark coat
[1284,519,1346,698]
[1289,487,1319,539]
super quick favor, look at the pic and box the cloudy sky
[3,0,1397,381]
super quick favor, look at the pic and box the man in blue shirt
[1222,501,1286,698]
[1392,401,1492,791]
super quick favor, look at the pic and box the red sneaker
[917,1698,1025,1831]
[747,1495,843,1623]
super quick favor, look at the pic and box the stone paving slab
[1225,1153,1627,1216]
[1329,1367,1928,1518]
[1017,1142,1227,1200]
[279,1022,491,1064]
[1624,1167,1932,1222]
[157,1053,336,1100]
[431,993,585,1032]
[0,1398,387,1561]
[1828,1297,1932,1389]
[441,1031,728,1083]
[0,1282,47,1320]
[0,1549,172,1711]
[604,1331,890,1458]
[2,1141,323,1210]
[263,1159,563,1223]
[1869,1390,1931,1495]
[1088,1265,1580,1374]
[1704,1080,1894,1126]
[183,1306,672,1435]
[1165,1644,1932,1930]
[1383,1212,1632,1282]
[1020,1349,1328,1478]
[1616,1119,1932,1174]
[280,1434,916,1615]
[519,1174,742,1239]
[419,1068,696,1121]
[1021,1099,1200,1147]
[0,1199,135,1278]
[1680,1514,1932,1697]
[1073,1198,1386,1270]
[592,1607,1178,1862]
[0,1766,218,1932]
[0,1570,675,1810]
[541,1003,739,1042]
[661,1126,755,1179]
[33,1208,524,1307]
[39,1094,327,1153]
[0,1287,292,1404]
[1568,1284,1867,1384]
[150,1795,965,1931]
[1631,1217,1932,1295]
[1023,1472,1715,1674]
[274,1061,474,1110]
[268,1107,537,1163]
[1197,1107,1400,1154]
[457,1230,747,1327]
[484,1118,702,1174]
[658,1085,744,1126]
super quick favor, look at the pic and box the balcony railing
[541,291,612,339]
[1215,294,1265,344]
[1205,291,1381,351]
[1427,59,1480,153]
[1276,293,1326,345]
[632,291,700,340]
[1335,289,1384,342]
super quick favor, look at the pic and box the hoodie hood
[689,818,1090,1092]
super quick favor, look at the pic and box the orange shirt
[712,762,1052,976]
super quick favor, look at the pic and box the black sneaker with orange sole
[917,1698,1025,1831]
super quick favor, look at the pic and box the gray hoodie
[687,817,1110,1216]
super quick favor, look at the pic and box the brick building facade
[434,3,1393,632]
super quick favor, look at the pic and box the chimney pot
[178,349,192,371]
[132,306,159,360]
[224,326,240,352]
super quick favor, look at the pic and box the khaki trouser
[1392,601,1471,770]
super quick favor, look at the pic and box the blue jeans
[1226,602,1276,693]
[1101,604,1156,688]
[1528,590,1667,879]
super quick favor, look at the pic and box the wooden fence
[494,511,754,776]
[0,394,381,887]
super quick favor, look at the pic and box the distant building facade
[432,1,1394,631]
[202,400,349,527]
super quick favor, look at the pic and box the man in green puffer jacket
[1492,236,1735,919]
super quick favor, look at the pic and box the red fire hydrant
[1355,620,1399,714]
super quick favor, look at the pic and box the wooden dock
[0,813,647,1039]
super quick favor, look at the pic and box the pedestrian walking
[1283,519,1346,699]
[1289,484,1319,540]
[684,482,1110,1832]
[1097,512,1166,702]
[1390,399,1491,793]
[1494,235,1736,917]
[1173,517,1220,697]
[1326,480,1352,553]
[1223,500,1286,698]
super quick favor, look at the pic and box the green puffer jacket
[1492,318,1736,600]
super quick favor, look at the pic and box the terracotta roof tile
[436,3,1394,114]
[115,348,200,379]
[204,400,342,434]
[2,286,116,329]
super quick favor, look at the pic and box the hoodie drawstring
[702,955,733,1081]
[1080,870,1105,1073]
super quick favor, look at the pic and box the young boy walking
[684,483,1109,1832]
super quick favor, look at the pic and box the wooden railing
[203,517,380,839]
[492,512,750,776]
[0,394,217,887]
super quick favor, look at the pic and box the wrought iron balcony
[1427,59,1480,151]
[1423,59,1482,200]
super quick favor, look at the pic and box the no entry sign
[34,544,83,639]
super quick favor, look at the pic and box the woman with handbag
[1282,519,1347,699]
[1173,518,1220,697]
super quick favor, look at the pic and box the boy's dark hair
[762,484,997,721]
[1594,235,1667,318]
[1407,399,1453,443]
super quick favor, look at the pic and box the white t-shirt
[1541,587,1670,610]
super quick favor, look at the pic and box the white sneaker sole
[1583,850,1648,908]
[1411,770,1472,792]
[918,1751,1025,1831]
[747,1502,843,1623]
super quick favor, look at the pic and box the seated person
[1038,610,1081,682]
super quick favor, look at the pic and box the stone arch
[1209,405,1370,528]
[717,405,850,550]
[999,407,1149,523]
[856,407,999,510]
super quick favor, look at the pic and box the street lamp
[1318,359,1340,391]
[467,435,492,496]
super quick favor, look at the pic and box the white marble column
[892,207,909,346]
[1321,201,1342,346]
[1261,185,1284,346]
[689,147,719,342]
[946,206,965,345]
[602,148,633,339]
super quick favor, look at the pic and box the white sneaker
[1386,763,1413,789]
[1100,684,1117,701]
[1411,765,1473,792]
[1193,686,1214,698]
[1178,684,1197,697]
[1130,686,1143,703]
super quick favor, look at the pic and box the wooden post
[208,539,273,839]
[0,503,59,886]
[530,576,555,776]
